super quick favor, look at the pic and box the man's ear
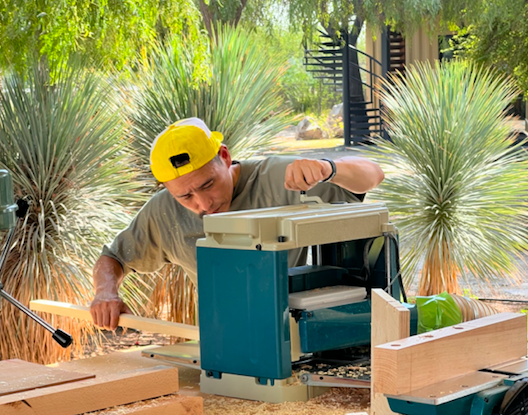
[218,144,232,166]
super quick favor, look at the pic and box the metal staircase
[304,32,385,145]
[388,31,406,74]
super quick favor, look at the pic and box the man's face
[163,145,234,218]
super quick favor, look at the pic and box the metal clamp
[299,191,324,205]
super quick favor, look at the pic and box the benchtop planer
[195,200,416,402]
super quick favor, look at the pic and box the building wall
[364,24,441,109]
[406,27,439,66]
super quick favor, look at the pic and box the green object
[386,383,510,415]
[0,170,17,231]
[416,292,463,334]
[387,393,475,415]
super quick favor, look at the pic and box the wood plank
[30,300,199,341]
[51,346,174,376]
[373,312,527,396]
[370,289,410,415]
[91,395,203,415]
[0,352,180,415]
[0,360,94,397]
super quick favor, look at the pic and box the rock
[327,103,344,138]
[296,116,328,140]
[328,103,343,121]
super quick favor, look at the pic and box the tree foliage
[0,0,202,71]
[451,1,528,96]
[197,0,248,35]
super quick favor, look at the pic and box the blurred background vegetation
[1,0,528,363]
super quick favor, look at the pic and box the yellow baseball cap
[150,118,223,182]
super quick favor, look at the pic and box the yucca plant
[128,24,293,170]
[0,60,147,363]
[123,24,294,324]
[368,61,528,296]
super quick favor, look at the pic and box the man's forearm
[91,255,132,330]
[93,255,125,298]
[331,156,384,194]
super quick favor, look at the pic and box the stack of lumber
[0,349,202,415]
[370,288,528,415]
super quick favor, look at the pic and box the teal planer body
[196,201,418,385]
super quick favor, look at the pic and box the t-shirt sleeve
[101,197,169,276]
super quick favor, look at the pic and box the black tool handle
[0,213,74,349]
[52,329,73,348]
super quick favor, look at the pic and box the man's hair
[211,153,222,164]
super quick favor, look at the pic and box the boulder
[327,103,344,138]
[328,103,343,121]
[296,116,328,140]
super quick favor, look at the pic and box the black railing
[304,32,386,145]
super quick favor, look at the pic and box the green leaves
[368,61,528,295]
[0,0,203,72]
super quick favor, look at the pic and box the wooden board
[373,312,527,396]
[51,346,176,377]
[30,300,200,341]
[0,359,94,397]
[370,289,410,415]
[0,350,181,415]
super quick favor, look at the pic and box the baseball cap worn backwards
[150,118,223,182]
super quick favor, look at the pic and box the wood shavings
[85,395,176,415]
[298,362,371,380]
[84,394,179,414]
[204,388,370,415]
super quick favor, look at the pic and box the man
[90,118,384,330]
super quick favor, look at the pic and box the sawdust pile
[204,388,370,415]
[85,395,178,414]
[84,388,370,415]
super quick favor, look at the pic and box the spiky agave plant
[368,61,528,296]
[124,24,294,324]
[128,23,293,171]
[0,60,146,363]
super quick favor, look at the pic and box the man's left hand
[284,159,332,191]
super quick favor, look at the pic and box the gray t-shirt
[102,156,363,284]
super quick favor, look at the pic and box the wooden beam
[0,359,94,397]
[0,363,180,415]
[370,289,410,415]
[29,300,200,341]
[373,312,527,396]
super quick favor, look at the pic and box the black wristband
[320,158,336,183]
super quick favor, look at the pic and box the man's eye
[203,183,213,190]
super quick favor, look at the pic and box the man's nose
[196,193,214,212]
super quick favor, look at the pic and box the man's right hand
[91,255,129,330]
[90,294,133,331]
